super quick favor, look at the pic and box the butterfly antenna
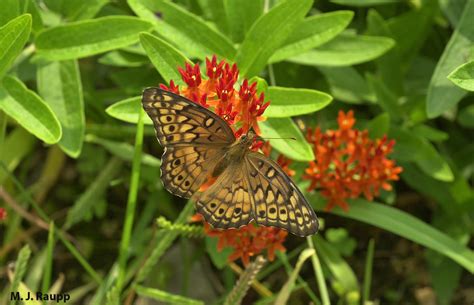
[259,137,297,141]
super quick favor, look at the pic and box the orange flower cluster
[167,56,287,265]
[304,111,403,211]
[192,214,287,266]
[161,55,269,137]
[0,207,7,222]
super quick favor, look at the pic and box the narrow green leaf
[310,196,474,273]
[288,33,395,67]
[270,11,353,63]
[139,32,191,85]
[64,157,123,229]
[199,0,228,35]
[274,249,315,305]
[224,0,264,43]
[0,76,61,144]
[318,66,375,103]
[235,0,312,77]
[42,222,55,296]
[362,239,375,304]
[306,237,330,305]
[37,60,84,157]
[0,14,31,79]
[105,96,153,125]
[35,16,153,60]
[265,86,332,117]
[259,117,314,161]
[136,285,205,305]
[426,0,474,118]
[439,0,467,27]
[447,60,474,91]
[85,134,161,167]
[314,237,359,294]
[156,0,236,59]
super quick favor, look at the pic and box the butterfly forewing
[142,88,234,198]
[245,153,319,236]
[142,88,235,146]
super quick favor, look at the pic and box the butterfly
[142,88,318,237]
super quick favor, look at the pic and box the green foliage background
[0,0,473,304]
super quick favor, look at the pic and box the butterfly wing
[142,88,236,198]
[195,163,254,229]
[245,152,318,237]
[142,88,235,146]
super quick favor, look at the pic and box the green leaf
[35,16,153,60]
[0,0,21,27]
[318,66,375,103]
[426,0,474,118]
[458,104,474,128]
[98,50,148,67]
[85,134,161,167]
[367,74,403,120]
[447,60,474,91]
[155,0,236,59]
[224,0,264,43]
[411,124,449,142]
[139,32,191,85]
[0,76,61,144]
[37,60,85,158]
[64,157,123,229]
[310,196,474,273]
[235,0,312,77]
[105,96,153,125]
[206,237,233,269]
[270,10,353,63]
[0,14,31,79]
[330,0,401,6]
[366,112,390,139]
[288,33,395,67]
[135,285,204,305]
[274,249,315,305]
[264,86,332,117]
[259,117,314,161]
[315,236,359,294]
[0,128,35,184]
[390,127,454,182]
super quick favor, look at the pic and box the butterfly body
[142,88,318,237]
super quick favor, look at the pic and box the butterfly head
[239,128,258,148]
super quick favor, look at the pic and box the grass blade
[362,238,375,305]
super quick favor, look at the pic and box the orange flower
[192,214,287,266]
[161,55,269,136]
[0,208,7,222]
[304,110,402,211]
[169,56,286,265]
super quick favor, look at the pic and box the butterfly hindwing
[142,88,235,146]
[195,164,254,229]
[245,152,319,237]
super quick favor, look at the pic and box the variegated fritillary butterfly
[142,88,318,236]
